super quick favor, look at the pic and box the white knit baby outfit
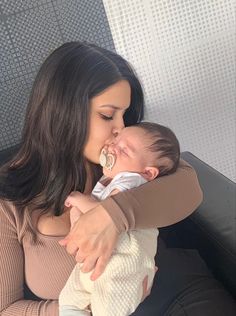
[59,172,158,316]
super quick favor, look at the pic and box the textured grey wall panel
[0,0,115,150]
[54,0,114,46]
[104,0,235,182]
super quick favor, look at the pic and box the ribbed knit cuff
[100,197,129,233]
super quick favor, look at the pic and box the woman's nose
[112,120,124,137]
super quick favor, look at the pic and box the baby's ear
[143,167,159,181]
[70,207,82,228]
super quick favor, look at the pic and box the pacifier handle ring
[99,148,116,170]
[106,153,115,170]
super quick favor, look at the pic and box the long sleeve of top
[0,200,76,316]
[101,159,203,232]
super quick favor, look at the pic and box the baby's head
[136,122,180,177]
[100,122,180,180]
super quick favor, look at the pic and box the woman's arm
[101,159,203,230]
[61,160,202,280]
[0,202,59,316]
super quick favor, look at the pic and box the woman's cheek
[101,131,113,147]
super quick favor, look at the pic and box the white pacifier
[99,148,116,170]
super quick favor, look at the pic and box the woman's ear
[142,167,159,181]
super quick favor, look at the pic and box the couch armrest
[161,151,236,297]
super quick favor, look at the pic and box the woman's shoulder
[0,199,18,223]
[0,199,29,240]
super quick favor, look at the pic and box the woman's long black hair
[0,41,144,215]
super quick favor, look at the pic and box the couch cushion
[163,151,236,298]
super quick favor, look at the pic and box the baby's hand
[65,191,83,208]
[70,207,82,228]
[65,192,83,228]
[65,191,99,214]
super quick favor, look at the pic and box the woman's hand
[59,204,119,281]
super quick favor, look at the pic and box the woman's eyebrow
[100,104,128,110]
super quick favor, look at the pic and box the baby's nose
[104,138,116,147]
[108,143,115,153]
[108,143,118,155]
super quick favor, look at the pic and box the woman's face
[83,80,131,164]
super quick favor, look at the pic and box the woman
[0,42,202,315]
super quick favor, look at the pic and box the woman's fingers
[90,253,111,281]
[75,249,112,280]
[59,204,119,280]
[75,251,85,263]
[81,256,98,273]
[65,241,79,256]
[75,252,112,280]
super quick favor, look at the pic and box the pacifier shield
[99,149,116,170]
[99,149,107,167]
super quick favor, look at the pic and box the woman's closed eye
[100,113,113,121]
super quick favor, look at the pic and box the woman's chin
[84,157,100,166]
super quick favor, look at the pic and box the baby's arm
[66,190,121,229]
[66,189,121,214]
[65,192,100,214]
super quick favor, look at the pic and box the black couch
[161,152,236,299]
[133,151,235,315]
[0,147,235,314]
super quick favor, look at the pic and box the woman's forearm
[101,159,203,230]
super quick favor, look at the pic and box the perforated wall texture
[0,0,115,149]
[103,0,236,182]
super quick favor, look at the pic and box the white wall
[103,0,236,182]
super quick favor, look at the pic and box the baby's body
[53,123,179,316]
[60,172,158,316]
[38,172,157,316]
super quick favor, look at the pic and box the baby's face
[102,126,154,178]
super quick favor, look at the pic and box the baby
[59,122,180,316]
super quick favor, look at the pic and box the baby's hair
[136,122,180,176]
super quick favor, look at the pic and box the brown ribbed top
[0,159,202,315]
